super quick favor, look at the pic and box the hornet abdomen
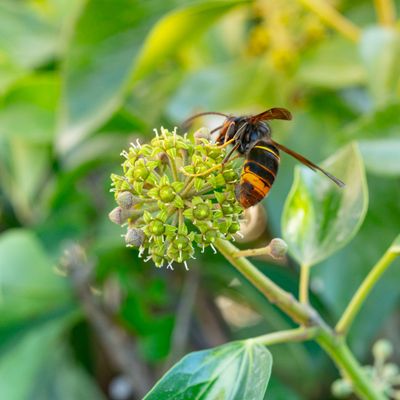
[235,140,280,208]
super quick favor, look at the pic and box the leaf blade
[282,142,368,266]
[144,340,272,400]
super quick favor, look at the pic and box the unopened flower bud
[373,339,393,361]
[331,379,353,398]
[116,191,135,209]
[125,228,145,247]
[159,185,176,202]
[269,238,288,258]
[382,363,399,380]
[109,207,131,225]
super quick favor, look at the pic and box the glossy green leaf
[0,229,71,325]
[59,0,180,151]
[282,143,368,266]
[60,0,243,152]
[359,26,400,106]
[144,340,272,400]
[133,0,249,80]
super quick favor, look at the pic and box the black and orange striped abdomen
[235,141,280,208]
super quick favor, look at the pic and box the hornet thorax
[216,116,272,154]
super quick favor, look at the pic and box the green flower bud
[110,127,243,269]
[193,204,210,220]
[228,221,241,234]
[159,185,176,202]
[373,339,393,361]
[331,379,353,398]
[382,363,399,380]
[148,219,165,236]
[133,165,149,181]
[223,169,238,183]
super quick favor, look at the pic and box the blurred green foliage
[0,0,399,399]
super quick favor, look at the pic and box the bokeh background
[0,0,399,399]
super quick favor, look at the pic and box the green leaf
[0,76,59,221]
[133,0,250,80]
[359,26,400,107]
[0,229,72,325]
[297,37,365,89]
[0,75,59,143]
[0,1,59,92]
[144,340,272,400]
[358,138,400,176]
[59,0,180,151]
[282,143,368,266]
[342,102,400,176]
[0,317,105,400]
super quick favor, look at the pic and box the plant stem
[298,0,361,42]
[317,333,386,400]
[251,326,319,346]
[373,0,396,26]
[299,263,311,306]
[215,239,318,326]
[234,244,274,258]
[216,238,389,400]
[168,154,179,181]
[336,244,399,335]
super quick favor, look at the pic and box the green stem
[180,178,195,198]
[299,263,311,306]
[215,239,317,326]
[297,0,361,42]
[168,154,179,182]
[216,238,389,400]
[373,0,396,26]
[317,333,386,400]
[251,327,319,346]
[336,245,399,335]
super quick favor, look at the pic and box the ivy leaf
[133,0,249,80]
[282,143,368,266]
[59,0,247,153]
[359,26,400,107]
[144,340,272,400]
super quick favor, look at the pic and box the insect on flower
[183,107,345,208]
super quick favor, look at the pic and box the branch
[250,327,319,346]
[373,0,397,26]
[336,235,400,335]
[298,0,361,42]
[64,245,152,398]
[215,238,320,326]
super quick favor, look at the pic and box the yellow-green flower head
[109,127,243,270]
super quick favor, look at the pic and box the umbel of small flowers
[109,127,243,270]
[332,339,400,399]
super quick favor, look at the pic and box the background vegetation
[0,0,399,399]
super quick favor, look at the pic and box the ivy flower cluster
[332,339,400,399]
[109,127,243,270]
